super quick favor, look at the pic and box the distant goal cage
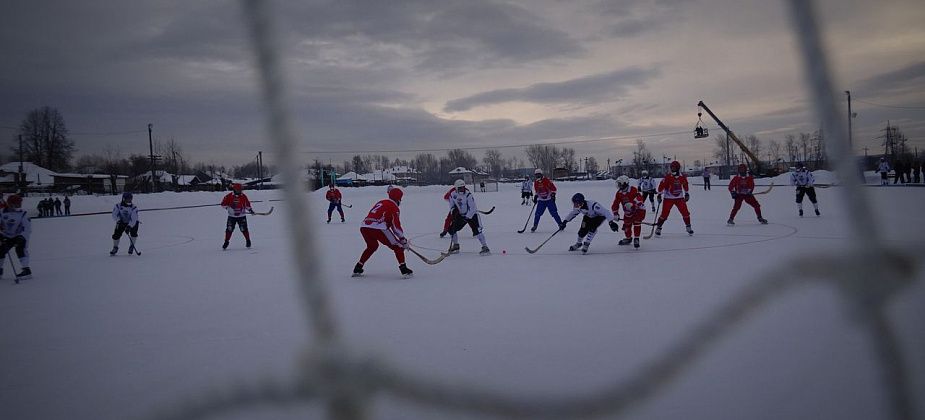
[474,178,499,192]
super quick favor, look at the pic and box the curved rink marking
[409,222,799,256]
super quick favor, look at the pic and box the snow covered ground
[1,177,924,420]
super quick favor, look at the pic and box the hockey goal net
[474,178,499,192]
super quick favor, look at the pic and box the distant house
[53,173,128,194]
[0,162,58,192]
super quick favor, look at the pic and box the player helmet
[738,163,748,175]
[616,175,630,189]
[122,192,133,202]
[571,192,585,207]
[454,179,465,189]
[534,168,543,175]
[670,160,681,173]
[641,170,649,176]
[232,183,242,192]
[6,194,22,208]
[388,187,403,204]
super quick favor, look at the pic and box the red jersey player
[221,183,255,249]
[325,184,345,223]
[654,161,693,236]
[727,163,768,225]
[353,187,413,278]
[610,175,646,248]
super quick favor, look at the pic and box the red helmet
[6,194,22,208]
[388,187,403,203]
[738,163,748,174]
[670,161,681,172]
[232,183,242,192]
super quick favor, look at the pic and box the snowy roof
[362,170,397,182]
[54,173,128,179]
[448,167,472,174]
[0,161,59,185]
[338,171,367,181]
[386,166,419,174]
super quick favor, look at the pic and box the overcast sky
[1,0,923,170]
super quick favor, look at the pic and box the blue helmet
[571,193,585,206]
[122,192,133,202]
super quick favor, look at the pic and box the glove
[656,195,662,203]
[399,237,409,249]
[608,220,619,232]
[532,195,538,203]
[558,221,568,231]
[248,209,256,215]
[730,192,738,199]
[684,192,690,202]
[550,193,556,200]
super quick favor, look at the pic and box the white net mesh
[150,1,921,420]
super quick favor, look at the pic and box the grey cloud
[444,66,660,112]
[857,61,925,94]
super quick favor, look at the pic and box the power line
[291,129,693,155]
[854,99,925,110]
[0,124,148,136]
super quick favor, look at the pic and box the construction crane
[696,101,763,174]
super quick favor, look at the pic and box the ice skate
[399,263,413,278]
[568,241,582,251]
[686,225,694,235]
[633,238,640,249]
[447,243,460,254]
[479,246,491,256]
[580,242,590,254]
[618,238,632,246]
[351,263,364,277]
[727,219,735,226]
[758,218,768,224]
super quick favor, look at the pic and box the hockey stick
[7,253,16,283]
[517,201,538,233]
[408,246,448,265]
[525,228,563,254]
[752,183,775,195]
[478,206,495,215]
[643,198,663,240]
[127,235,141,256]
[343,203,353,208]
[252,206,274,216]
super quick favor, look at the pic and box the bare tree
[634,140,654,173]
[525,144,559,175]
[767,139,782,164]
[586,156,599,173]
[745,135,763,162]
[413,153,440,183]
[14,106,76,171]
[799,132,812,163]
[559,147,577,172]
[785,134,798,164]
[446,149,477,170]
[482,149,504,177]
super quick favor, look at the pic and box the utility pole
[257,151,263,190]
[845,91,853,154]
[148,123,156,193]
[17,134,25,196]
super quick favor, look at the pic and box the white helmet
[534,168,543,175]
[454,179,465,188]
[616,175,630,189]
[641,170,649,176]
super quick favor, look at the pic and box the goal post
[474,178,499,192]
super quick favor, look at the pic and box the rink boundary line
[31,199,284,220]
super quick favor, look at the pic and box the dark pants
[112,222,139,240]
[449,212,482,235]
[795,187,817,204]
[443,209,478,235]
[641,191,656,208]
[521,191,532,204]
[327,202,344,220]
[533,199,562,228]
[703,176,711,190]
[225,216,250,242]
[0,236,28,266]
[64,205,70,215]
[577,215,605,237]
